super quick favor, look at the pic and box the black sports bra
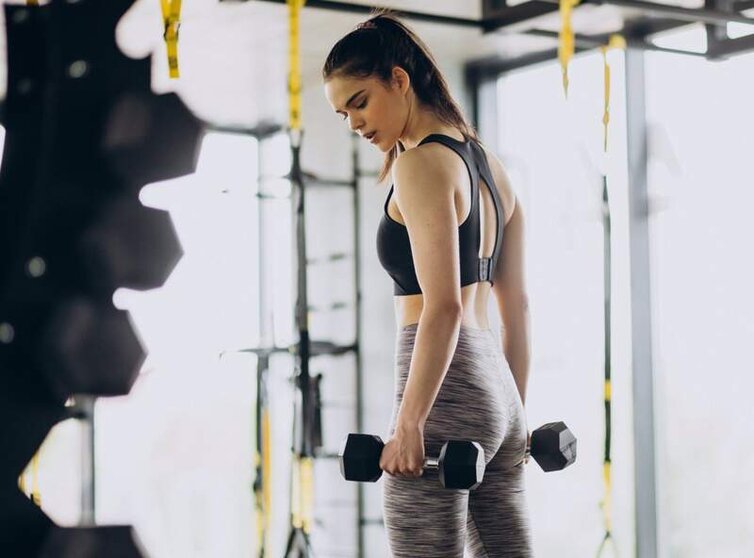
[375,133,504,296]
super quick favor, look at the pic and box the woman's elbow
[498,290,530,317]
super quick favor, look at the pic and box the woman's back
[385,132,520,331]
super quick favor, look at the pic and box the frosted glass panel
[645,50,754,558]
[497,50,635,558]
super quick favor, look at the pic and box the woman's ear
[391,66,411,96]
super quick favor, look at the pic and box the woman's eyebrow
[335,89,366,115]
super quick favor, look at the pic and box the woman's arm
[491,196,531,407]
[391,145,465,429]
[395,306,463,427]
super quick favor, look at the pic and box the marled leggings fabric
[382,323,534,557]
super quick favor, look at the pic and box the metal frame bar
[523,29,709,58]
[78,396,96,526]
[246,0,480,27]
[481,0,754,29]
[480,1,754,70]
[625,46,659,558]
[350,132,366,558]
[218,0,754,69]
[224,0,754,28]
[582,0,754,26]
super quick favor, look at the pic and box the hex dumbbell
[339,433,486,490]
[519,421,577,471]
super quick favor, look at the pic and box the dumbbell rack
[219,124,369,558]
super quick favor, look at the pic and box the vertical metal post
[625,46,659,558]
[79,395,96,526]
[351,132,365,558]
[255,137,270,558]
[258,139,271,349]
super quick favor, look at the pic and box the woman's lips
[368,132,378,144]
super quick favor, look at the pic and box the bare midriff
[394,282,492,331]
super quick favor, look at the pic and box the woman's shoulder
[395,136,465,177]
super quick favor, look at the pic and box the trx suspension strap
[284,1,315,556]
[600,35,627,153]
[558,0,580,98]
[595,34,625,558]
[160,0,182,79]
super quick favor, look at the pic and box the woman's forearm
[501,305,531,407]
[396,306,463,428]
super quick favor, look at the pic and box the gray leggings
[382,324,534,557]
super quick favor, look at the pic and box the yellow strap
[254,451,264,555]
[160,0,182,79]
[26,0,39,5]
[595,461,618,556]
[253,409,272,554]
[259,409,272,549]
[558,0,580,99]
[604,378,612,401]
[290,454,314,532]
[599,35,626,152]
[600,461,613,532]
[261,410,272,544]
[287,0,306,132]
[298,456,314,533]
[290,452,302,528]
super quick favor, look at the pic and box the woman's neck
[398,100,462,150]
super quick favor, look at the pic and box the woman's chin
[377,137,394,153]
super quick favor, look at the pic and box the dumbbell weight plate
[530,421,577,472]
[438,440,485,490]
[339,433,383,482]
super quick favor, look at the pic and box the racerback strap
[417,133,504,285]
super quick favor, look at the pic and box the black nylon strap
[415,134,503,285]
[470,141,504,284]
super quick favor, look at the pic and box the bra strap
[417,134,479,218]
[470,141,504,283]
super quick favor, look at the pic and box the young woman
[323,12,534,557]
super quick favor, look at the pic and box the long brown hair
[322,10,479,184]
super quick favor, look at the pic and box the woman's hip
[389,323,520,463]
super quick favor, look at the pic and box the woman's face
[324,68,409,152]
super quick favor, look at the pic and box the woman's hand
[379,422,425,478]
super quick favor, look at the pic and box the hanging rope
[286,0,314,539]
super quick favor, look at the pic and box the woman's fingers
[400,464,422,477]
[379,438,425,477]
